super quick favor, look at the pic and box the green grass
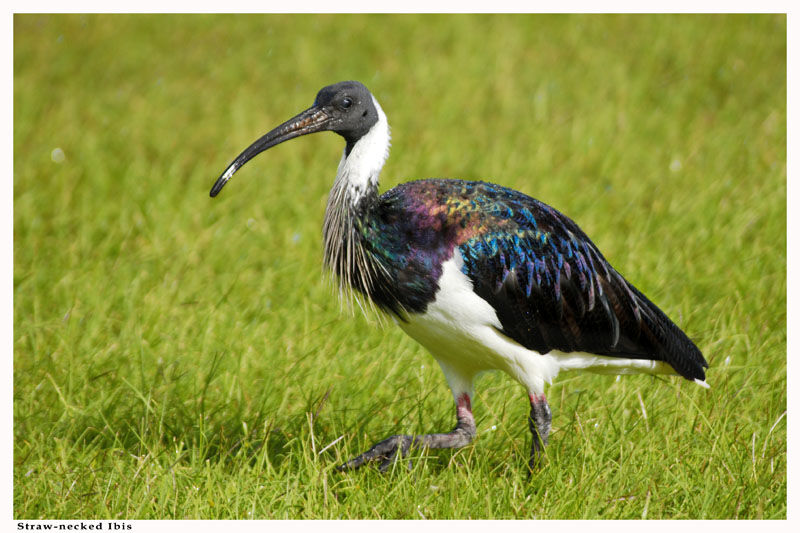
[14,14,786,519]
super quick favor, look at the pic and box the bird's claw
[528,448,546,474]
[337,434,415,472]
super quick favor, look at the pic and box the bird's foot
[527,392,551,473]
[337,434,416,472]
[528,446,546,472]
[338,393,476,473]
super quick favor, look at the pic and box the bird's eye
[341,97,353,109]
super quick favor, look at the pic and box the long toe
[528,448,546,472]
[338,434,413,472]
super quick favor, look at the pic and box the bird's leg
[338,393,476,472]
[528,392,551,469]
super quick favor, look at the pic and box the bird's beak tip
[209,105,329,198]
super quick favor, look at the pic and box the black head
[313,81,379,145]
[210,80,379,197]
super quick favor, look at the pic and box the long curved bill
[210,105,331,197]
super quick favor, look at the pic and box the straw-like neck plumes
[322,96,391,307]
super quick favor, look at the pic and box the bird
[210,80,709,472]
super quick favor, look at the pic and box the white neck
[332,95,391,203]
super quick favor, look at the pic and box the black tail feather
[628,283,708,382]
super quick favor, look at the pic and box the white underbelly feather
[397,250,677,396]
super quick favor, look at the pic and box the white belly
[397,250,677,399]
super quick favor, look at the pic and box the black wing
[457,188,708,382]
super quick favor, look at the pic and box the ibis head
[209,81,378,197]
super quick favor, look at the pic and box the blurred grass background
[14,14,785,519]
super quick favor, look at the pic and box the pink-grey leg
[338,393,476,472]
[528,393,551,469]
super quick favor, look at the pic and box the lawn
[13,14,786,519]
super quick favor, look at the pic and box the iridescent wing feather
[377,179,707,382]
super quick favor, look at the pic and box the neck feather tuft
[322,96,391,310]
